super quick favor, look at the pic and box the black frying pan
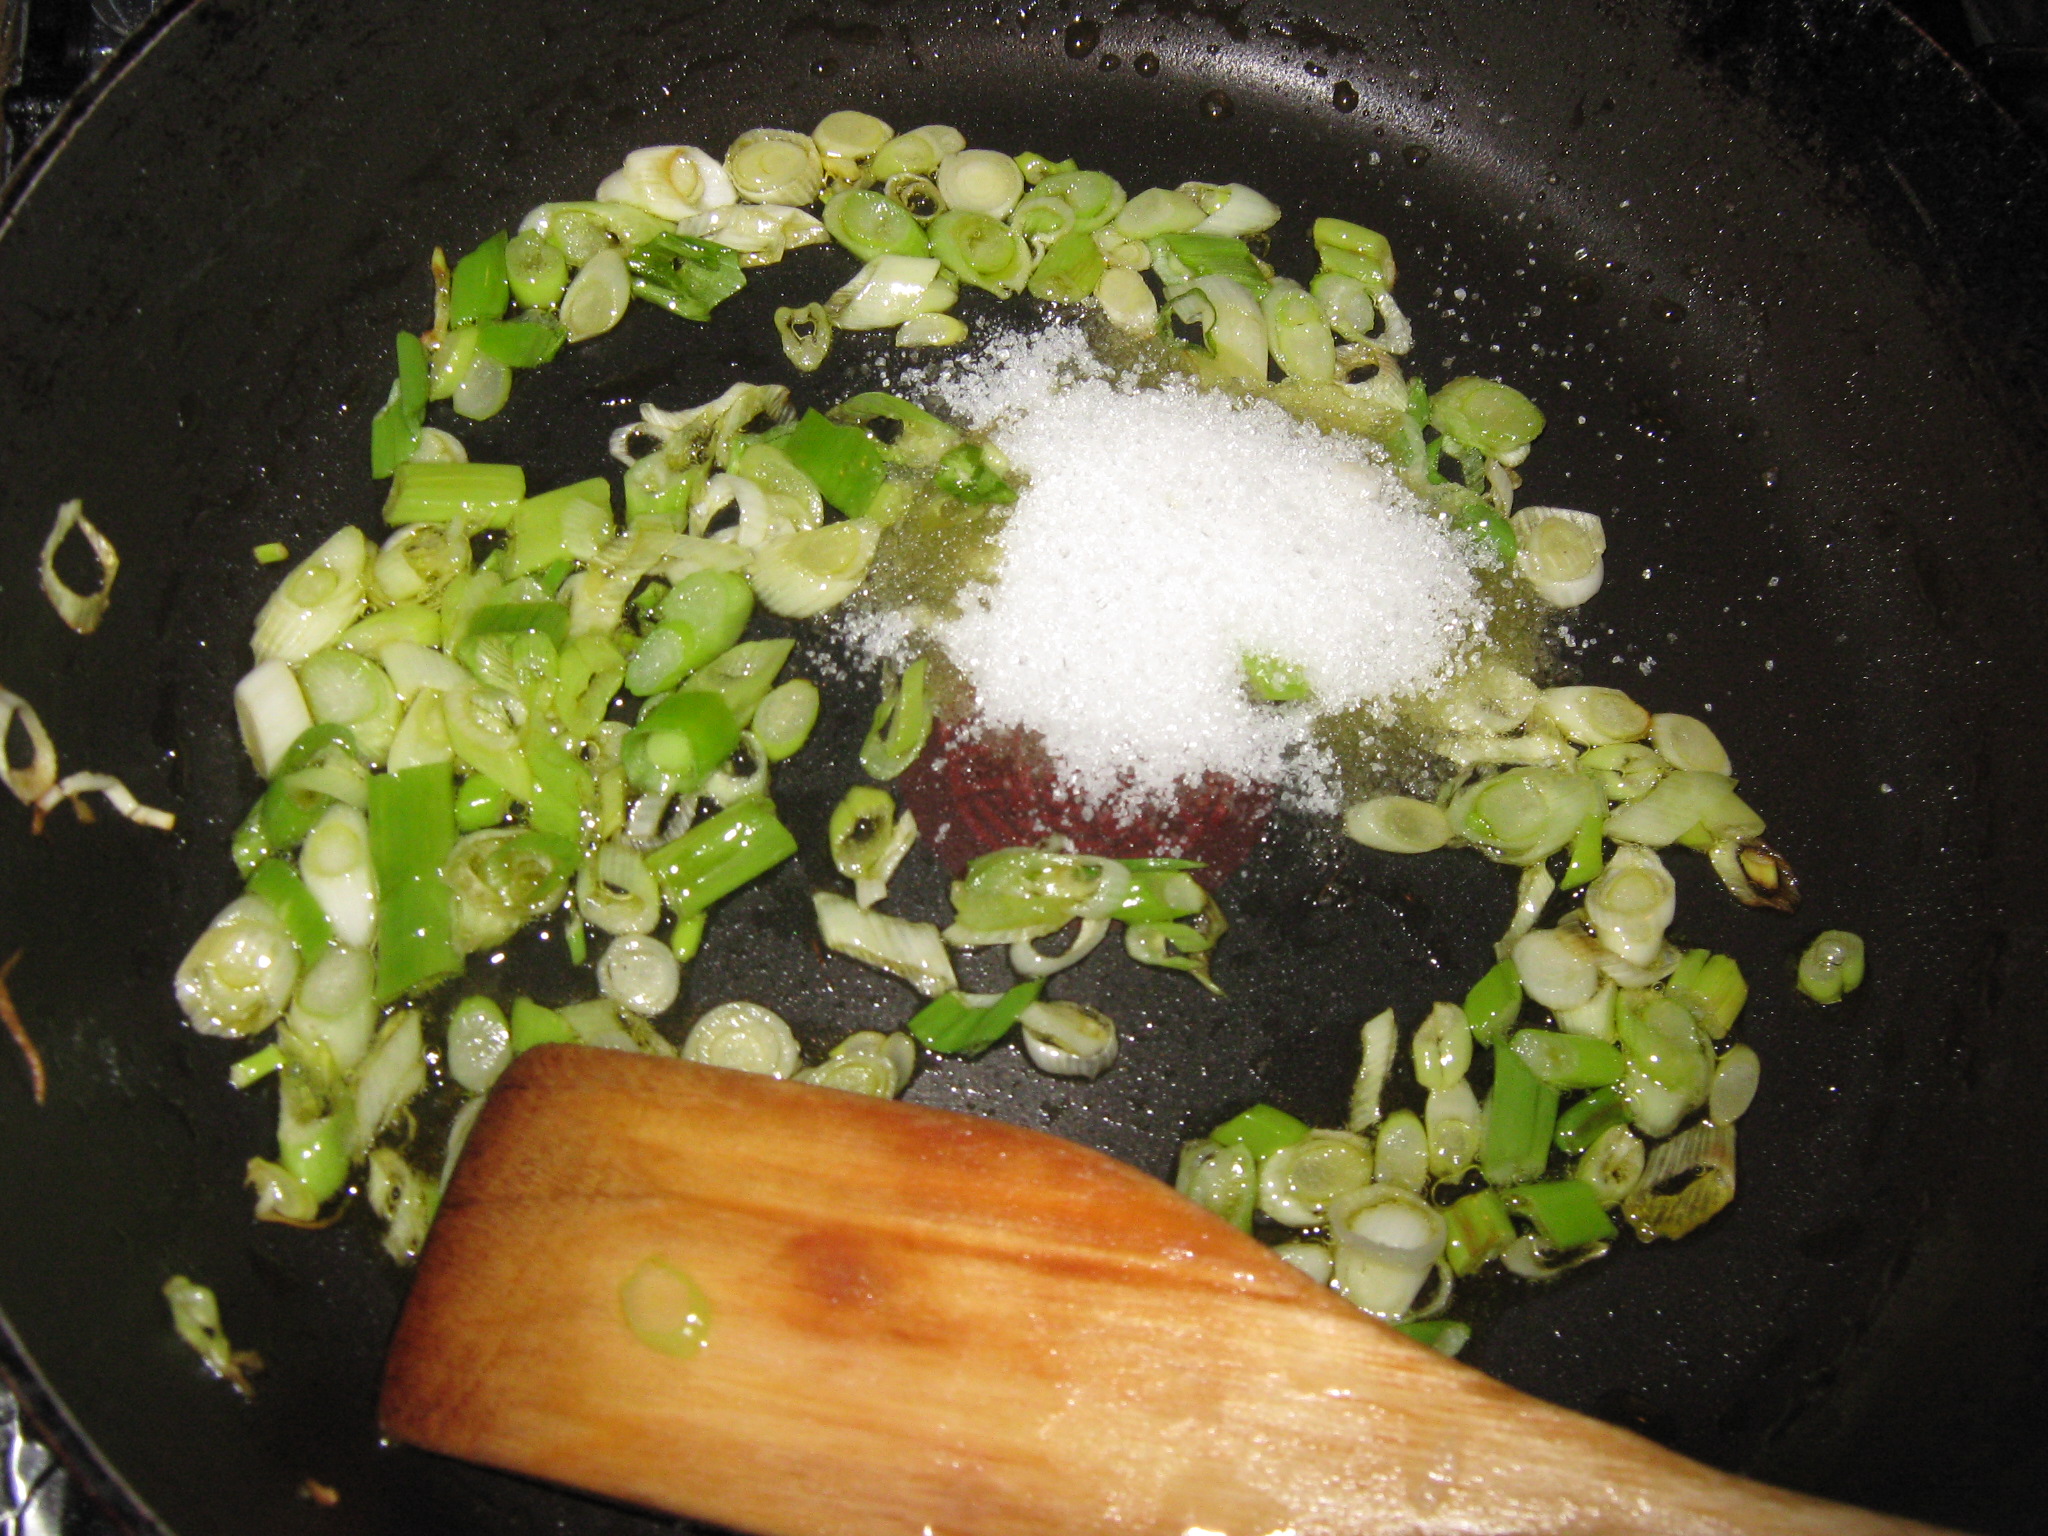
[4,2,2046,1532]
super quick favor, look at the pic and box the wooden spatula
[381,1045,1949,1536]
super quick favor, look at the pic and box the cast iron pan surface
[3,1,2046,1532]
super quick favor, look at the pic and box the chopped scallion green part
[476,314,567,369]
[1150,231,1270,296]
[1176,1138,1256,1230]
[909,980,1043,1055]
[367,762,460,1003]
[1431,377,1545,458]
[509,995,575,1054]
[1554,1086,1631,1156]
[1312,217,1395,294]
[1444,1187,1515,1275]
[1210,1102,1311,1161]
[448,232,512,328]
[454,773,511,831]
[1508,1027,1623,1091]
[370,331,431,480]
[253,542,290,565]
[1505,1179,1618,1250]
[647,798,798,917]
[1463,957,1523,1046]
[1480,1042,1559,1188]
[1665,948,1748,1038]
[780,409,888,518]
[933,443,1016,504]
[625,233,747,321]
[245,857,334,958]
[383,462,526,528]
[622,691,742,799]
[1560,808,1605,890]
[1797,930,1865,1004]
[1397,1319,1471,1357]
[228,1044,284,1090]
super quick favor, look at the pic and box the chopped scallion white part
[813,111,894,183]
[1709,1042,1761,1123]
[1512,928,1600,1011]
[561,249,632,342]
[1273,1241,1335,1286]
[829,255,947,330]
[1537,686,1651,746]
[813,891,957,996]
[675,204,828,264]
[442,996,511,1094]
[1373,1110,1429,1191]
[39,499,119,634]
[286,945,376,1071]
[894,313,968,347]
[1342,795,1451,853]
[1649,711,1730,774]
[1425,1077,1482,1180]
[1018,999,1118,1078]
[0,686,59,804]
[1258,1129,1374,1227]
[1576,1123,1646,1207]
[1622,1121,1736,1241]
[795,1029,916,1097]
[175,895,299,1038]
[1509,506,1605,607]
[299,804,378,948]
[748,520,882,618]
[683,1001,801,1077]
[726,129,824,207]
[252,526,370,664]
[1410,1002,1472,1092]
[1326,1186,1446,1319]
[936,148,1024,218]
[1186,181,1282,236]
[1585,847,1679,964]
[348,1009,427,1158]
[596,934,682,1017]
[1009,917,1109,978]
[1095,266,1158,331]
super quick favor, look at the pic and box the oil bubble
[1199,88,1234,120]
[1332,80,1359,112]
[1063,19,1100,58]
[1133,51,1160,76]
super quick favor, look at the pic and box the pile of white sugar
[851,327,1485,811]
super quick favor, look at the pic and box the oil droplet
[1402,144,1431,166]
[1098,52,1121,70]
[1133,50,1160,76]
[622,1256,713,1356]
[1199,88,1234,120]
[1063,19,1100,58]
[1332,80,1359,112]
[1659,301,1688,324]
[1304,60,1328,78]
[812,56,839,77]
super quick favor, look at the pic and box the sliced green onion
[1463,958,1523,1046]
[1263,278,1336,383]
[1797,930,1866,1004]
[597,933,683,1016]
[1177,1138,1255,1230]
[1554,1086,1630,1156]
[383,462,526,529]
[928,209,1033,296]
[561,248,631,342]
[174,895,300,1038]
[752,680,820,763]
[779,409,888,517]
[447,232,511,328]
[1575,1122,1646,1206]
[682,1001,801,1078]
[796,1031,916,1098]
[750,521,882,619]
[1537,686,1650,747]
[1449,766,1600,866]
[622,692,741,799]
[1150,232,1269,295]
[726,128,824,206]
[647,798,798,917]
[509,996,575,1055]
[1115,187,1205,238]
[1096,266,1158,331]
[1346,1007,1398,1131]
[861,658,932,780]
[367,763,460,1000]
[909,980,1041,1056]
[1373,1109,1429,1191]
[447,995,512,1093]
[679,639,793,728]
[1506,1180,1617,1250]
[936,148,1024,218]
[829,785,918,907]
[813,891,957,997]
[1710,1043,1761,1123]
[1212,1102,1311,1161]
[1510,506,1606,607]
[1585,845,1677,966]
[1509,1027,1623,1091]
[1018,999,1117,1078]
[1621,1121,1736,1241]
[774,303,833,372]
[506,228,569,309]
[824,188,931,259]
[163,1276,260,1396]
[1425,1077,1482,1180]
[1312,218,1395,293]
[1664,949,1748,1039]
[1480,1042,1559,1188]
[253,527,371,664]
[1258,1129,1374,1227]
[370,332,430,480]
[1650,712,1731,775]
[1444,1187,1516,1275]
[1328,1186,1445,1319]
[626,233,746,321]
[1411,1001,1472,1092]
[1342,795,1451,854]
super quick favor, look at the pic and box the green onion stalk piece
[1176,1138,1257,1230]
[1449,766,1600,866]
[1444,1187,1516,1276]
[1553,1086,1631,1156]
[448,232,511,328]
[1111,867,1208,925]
[928,209,1034,297]
[824,188,932,260]
[1010,188,1078,248]
[831,392,961,467]
[366,762,460,1002]
[647,798,799,917]
[1025,228,1106,302]
[774,303,833,373]
[624,234,746,321]
[909,980,1043,1055]
[933,443,1016,504]
[1242,652,1311,702]
[245,857,334,958]
[445,828,581,953]
[1263,278,1337,383]
[506,228,569,309]
[752,679,821,762]
[1164,274,1268,383]
[779,409,889,518]
[1312,217,1396,294]
[453,773,511,831]
[1037,169,1126,232]
[946,845,1133,939]
[1797,930,1865,1004]
[1506,1179,1618,1250]
[1508,1027,1624,1091]
[476,315,567,369]
[1560,809,1605,891]
[1480,1042,1560,1188]
[622,691,742,799]
[506,478,613,573]
[510,995,576,1055]
[1463,957,1523,1046]
[1430,376,1545,460]
[383,462,526,528]
[162,1276,261,1396]
[370,332,430,480]
[860,658,933,780]
[520,718,592,841]
[829,784,919,906]
[1210,1102,1311,1162]
[1410,1001,1472,1093]
[1149,231,1270,296]
[628,573,755,696]
[680,638,794,727]
[1664,948,1748,1038]
[1115,187,1206,239]
[1398,1319,1472,1358]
